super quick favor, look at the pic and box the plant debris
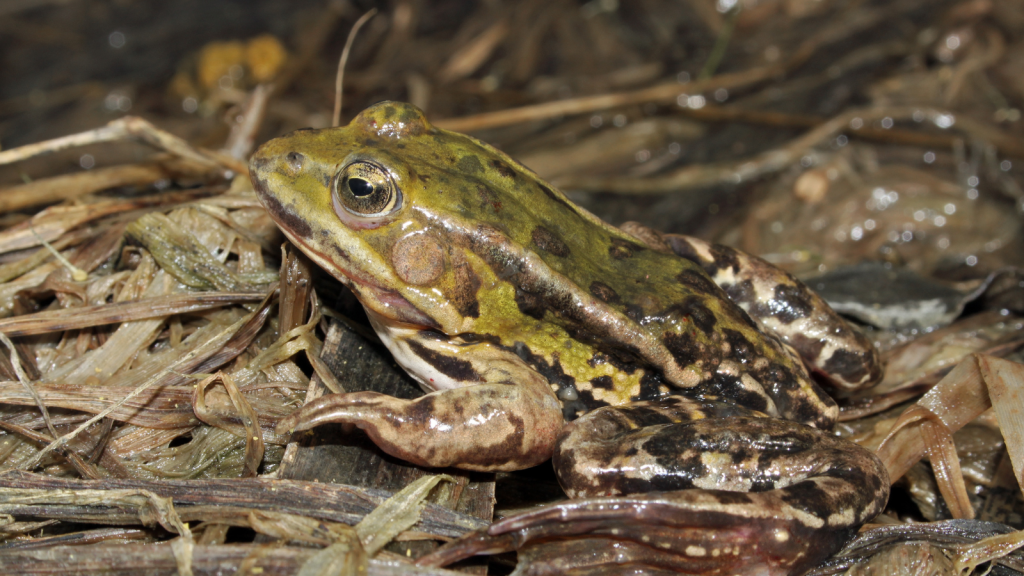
[2,0,1024,574]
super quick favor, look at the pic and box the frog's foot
[419,489,865,576]
[275,382,563,471]
[620,222,882,393]
[419,398,889,575]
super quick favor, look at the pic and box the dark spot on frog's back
[675,268,720,296]
[532,226,570,257]
[450,255,482,318]
[590,375,614,390]
[609,237,643,260]
[638,372,666,401]
[457,155,483,174]
[476,186,502,213]
[589,281,621,304]
[382,105,396,119]
[723,279,756,308]
[772,283,814,323]
[490,159,517,179]
[405,339,482,383]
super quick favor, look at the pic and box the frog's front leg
[276,334,564,472]
[419,397,889,575]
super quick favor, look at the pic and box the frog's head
[251,101,568,334]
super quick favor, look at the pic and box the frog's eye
[334,161,400,216]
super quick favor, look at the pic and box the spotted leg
[276,337,564,472]
[418,397,889,575]
[620,222,882,393]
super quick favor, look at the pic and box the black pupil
[348,177,374,197]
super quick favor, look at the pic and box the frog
[249,101,889,576]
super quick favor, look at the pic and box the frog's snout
[248,138,282,178]
[248,150,271,174]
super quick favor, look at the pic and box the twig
[0,117,246,175]
[945,28,1005,105]
[0,419,103,479]
[223,84,272,160]
[434,66,777,132]
[0,160,211,213]
[333,9,378,127]
[0,291,266,337]
[29,224,87,281]
[0,333,57,442]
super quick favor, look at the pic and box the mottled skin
[250,102,888,575]
[620,222,883,393]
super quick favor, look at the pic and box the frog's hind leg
[419,397,889,575]
[620,222,882,393]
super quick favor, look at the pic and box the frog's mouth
[252,174,440,331]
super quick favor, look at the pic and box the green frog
[250,102,888,575]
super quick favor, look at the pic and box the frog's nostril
[286,152,304,171]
